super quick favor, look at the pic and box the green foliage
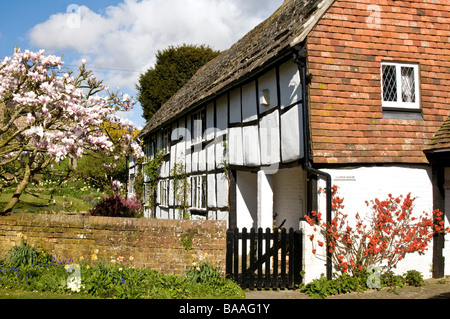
[381,270,405,288]
[0,242,243,299]
[1,238,52,269]
[185,261,221,284]
[141,149,164,212]
[299,269,425,299]
[171,160,190,219]
[299,273,367,299]
[181,234,193,251]
[137,44,221,121]
[404,270,424,287]
[75,154,127,192]
[0,178,104,214]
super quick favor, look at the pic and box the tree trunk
[1,163,31,216]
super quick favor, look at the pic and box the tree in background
[0,48,144,215]
[136,44,220,121]
[75,121,140,193]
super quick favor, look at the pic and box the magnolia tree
[0,48,144,215]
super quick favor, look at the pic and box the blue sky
[0,0,283,129]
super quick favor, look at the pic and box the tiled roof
[424,116,450,152]
[138,0,335,138]
[307,0,450,164]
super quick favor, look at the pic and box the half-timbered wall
[139,59,307,226]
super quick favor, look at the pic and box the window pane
[382,65,397,102]
[201,176,206,208]
[401,67,415,103]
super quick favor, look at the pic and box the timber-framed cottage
[130,0,450,281]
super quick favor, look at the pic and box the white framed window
[158,179,169,207]
[129,174,135,195]
[161,128,170,154]
[191,175,206,210]
[143,183,150,206]
[381,62,420,110]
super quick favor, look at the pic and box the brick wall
[307,0,450,164]
[0,213,227,275]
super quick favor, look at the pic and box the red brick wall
[0,213,226,275]
[307,0,450,164]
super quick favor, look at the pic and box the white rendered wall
[242,125,260,167]
[280,105,304,163]
[236,171,258,230]
[259,110,280,166]
[304,165,435,282]
[279,61,302,109]
[242,81,258,123]
[257,170,274,230]
[273,166,306,230]
[257,68,278,113]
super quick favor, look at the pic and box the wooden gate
[226,227,303,290]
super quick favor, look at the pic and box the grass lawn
[0,193,94,213]
[0,179,104,213]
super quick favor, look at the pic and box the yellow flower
[91,254,97,261]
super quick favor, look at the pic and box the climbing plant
[171,158,191,220]
[142,149,164,213]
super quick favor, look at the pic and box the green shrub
[299,269,425,299]
[185,261,222,284]
[404,270,424,287]
[1,238,52,269]
[381,270,405,288]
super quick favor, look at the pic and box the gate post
[293,230,303,285]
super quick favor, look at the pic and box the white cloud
[28,0,283,127]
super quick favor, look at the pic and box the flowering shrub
[87,194,143,218]
[306,185,450,275]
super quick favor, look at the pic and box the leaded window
[381,62,420,110]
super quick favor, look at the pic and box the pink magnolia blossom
[0,48,143,166]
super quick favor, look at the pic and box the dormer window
[381,62,420,110]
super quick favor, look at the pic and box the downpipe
[293,45,333,280]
